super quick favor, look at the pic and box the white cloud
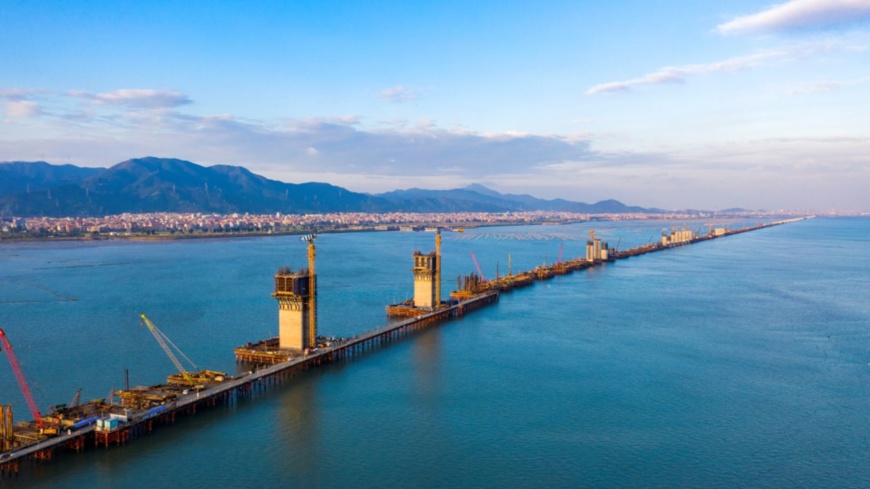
[266,120,594,177]
[586,41,847,95]
[4,100,42,118]
[2,113,866,210]
[587,50,785,94]
[0,108,596,181]
[784,76,870,94]
[3,86,866,210]
[785,81,842,94]
[284,115,362,131]
[69,88,192,108]
[716,0,870,35]
[380,85,419,103]
[0,88,43,101]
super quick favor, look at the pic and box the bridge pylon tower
[412,230,441,309]
[272,234,318,352]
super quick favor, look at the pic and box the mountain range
[0,157,662,217]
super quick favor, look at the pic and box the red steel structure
[0,328,43,429]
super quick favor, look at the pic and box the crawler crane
[139,314,198,385]
[0,328,44,430]
[138,315,227,389]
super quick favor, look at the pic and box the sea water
[1,217,868,488]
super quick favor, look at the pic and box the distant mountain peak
[0,158,663,216]
[0,158,393,216]
[462,183,501,197]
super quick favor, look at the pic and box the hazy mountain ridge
[0,161,104,196]
[0,158,660,216]
[375,185,660,214]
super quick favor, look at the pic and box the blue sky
[2,0,869,211]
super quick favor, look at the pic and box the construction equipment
[139,314,198,383]
[557,242,564,265]
[435,231,441,308]
[68,388,82,409]
[0,328,44,430]
[301,234,317,349]
[470,250,486,282]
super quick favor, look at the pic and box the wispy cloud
[69,88,192,108]
[3,108,866,210]
[784,76,870,94]
[284,115,362,130]
[0,104,596,182]
[2,85,866,210]
[586,40,848,95]
[716,0,870,35]
[380,84,419,103]
[587,50,785,94]
[785,81,842,94]
[0,88,44,101]
[4,101,42,118]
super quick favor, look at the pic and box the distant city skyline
[2,0,869,211]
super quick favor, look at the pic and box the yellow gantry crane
[300,234,318,349]
[139,314,198,384]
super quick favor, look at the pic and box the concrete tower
[586,230,608,262]
[272,235,317,351]
[586,230,600,262]
[272,267,311,351]
[412,231,441,309]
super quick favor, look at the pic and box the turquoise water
[1,218,869,488]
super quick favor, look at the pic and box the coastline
[0,211,815,244]
[0,219,583,244]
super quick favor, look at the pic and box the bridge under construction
[0,217,808,477]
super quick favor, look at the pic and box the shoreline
[0,212,817,245]
[0,219,589,244]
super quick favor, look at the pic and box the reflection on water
[278,375,321,486]
[412,329,442,400]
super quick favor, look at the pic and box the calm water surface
[1,218,868,488]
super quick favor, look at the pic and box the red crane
[470,250,486,282]
[0,328,44,429]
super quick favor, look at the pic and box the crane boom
[140,314,197,374]
[0,328,44,429]
[69,388,82,409]
[470,250,486,282]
